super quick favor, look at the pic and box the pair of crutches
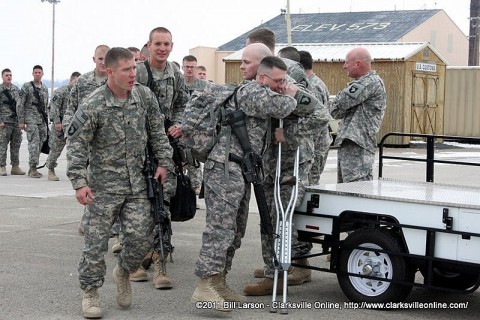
[271,119,300,314]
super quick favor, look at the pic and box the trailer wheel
[420,266,480,291]
[337,229,414,303]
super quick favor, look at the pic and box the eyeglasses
[183,65,196,69]
[262,74,286,85]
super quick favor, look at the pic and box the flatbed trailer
[293,133,480,303]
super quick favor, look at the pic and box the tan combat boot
[129,267,148,282]
[113,265,132,308]
[111,236,122,254]
[11,165,26,175]
[287,258,312,286]
[28,166,42,178]
[0,166,6,176]
[152,252,173,289]
[217,272,246,302]
[48,168,59,181]
[243,277,285,296]
[191,274,232,312]
[82,288,104,319]
[253,266,266,278]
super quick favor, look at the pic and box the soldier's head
[256,56,288,93]
[299,50,313,71]
[104,47,136,96]
[2,68,12,85]
[182,55,198,81]
[69,71,81,87]
[128,47,141,62]
[246,27,276,53]
[344,47,372,79]
[278,46,301,62]
[93,45,110,76]
[196,66,207,80]
[140,43,149,61]
[32,65,44,83]
[148,27,173,69]
[240,43,273,81]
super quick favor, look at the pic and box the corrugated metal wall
[444,67,480,137]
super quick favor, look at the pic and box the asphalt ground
[1,137,480,319]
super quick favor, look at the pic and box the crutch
[271,119,300,314]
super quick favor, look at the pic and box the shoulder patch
[66,109,89,139]
[346,82,366,99]
[299,95,311,105]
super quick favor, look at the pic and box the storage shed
[223,42,447,145]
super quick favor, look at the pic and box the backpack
[182,82,238,163]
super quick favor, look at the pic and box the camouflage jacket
[17,81,49,125]
[0,83,20,124]
[185,78,208,96]
[48,84,71,124]
[330,70,386,153]
[308,73,333,148]
[63,69,107,131]
[66,84,173,195]
[136,60,189,124]
[207,81,317,165]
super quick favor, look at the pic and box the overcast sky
[1,0,471,84]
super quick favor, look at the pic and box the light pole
[41,0,60,95]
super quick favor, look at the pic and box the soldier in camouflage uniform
[330,47,387,183]
[62,45,110,238]
[244,46,330,295]
[17,65,49,178]
[66,48,172,319]
[63,45,109,132]
[182,55,208,196]
[299,50,333,185]
[0,68,25,176]
[190,45,318,311]
[133,27,190,289]
[45,71,80,181]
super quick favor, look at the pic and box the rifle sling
[30,82,48,124]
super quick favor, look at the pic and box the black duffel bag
[169,173,196,222]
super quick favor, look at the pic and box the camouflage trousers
[195,160,249,278]
[79,167,177,240]
[0,123,22,166]
[261,159,314,278]
[78,193,154,291]
[309,128,332,185]
[45,125,66,169]
[25,122,47,167]
[337,139,375,183]
[187,161,203,193]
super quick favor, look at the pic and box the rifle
[226,110,276,254]
[144,144,173,274]
[30,82,48,125]
[2,89,17,115]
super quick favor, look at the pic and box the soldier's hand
[273,127,285,144]
[155,166,168,184]
[19,123,26,130]
[168,124,183,139]
[0,122,5,128]
[75,186,95,205]
[284,83,299,97]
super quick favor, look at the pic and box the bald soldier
[330,47,387,183]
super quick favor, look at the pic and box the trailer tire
[420,266,480,291]
[337,229,414,304]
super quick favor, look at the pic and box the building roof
[223,42,447,64]
[218,9,441,51]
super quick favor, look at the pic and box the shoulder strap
[143,60,154,90]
